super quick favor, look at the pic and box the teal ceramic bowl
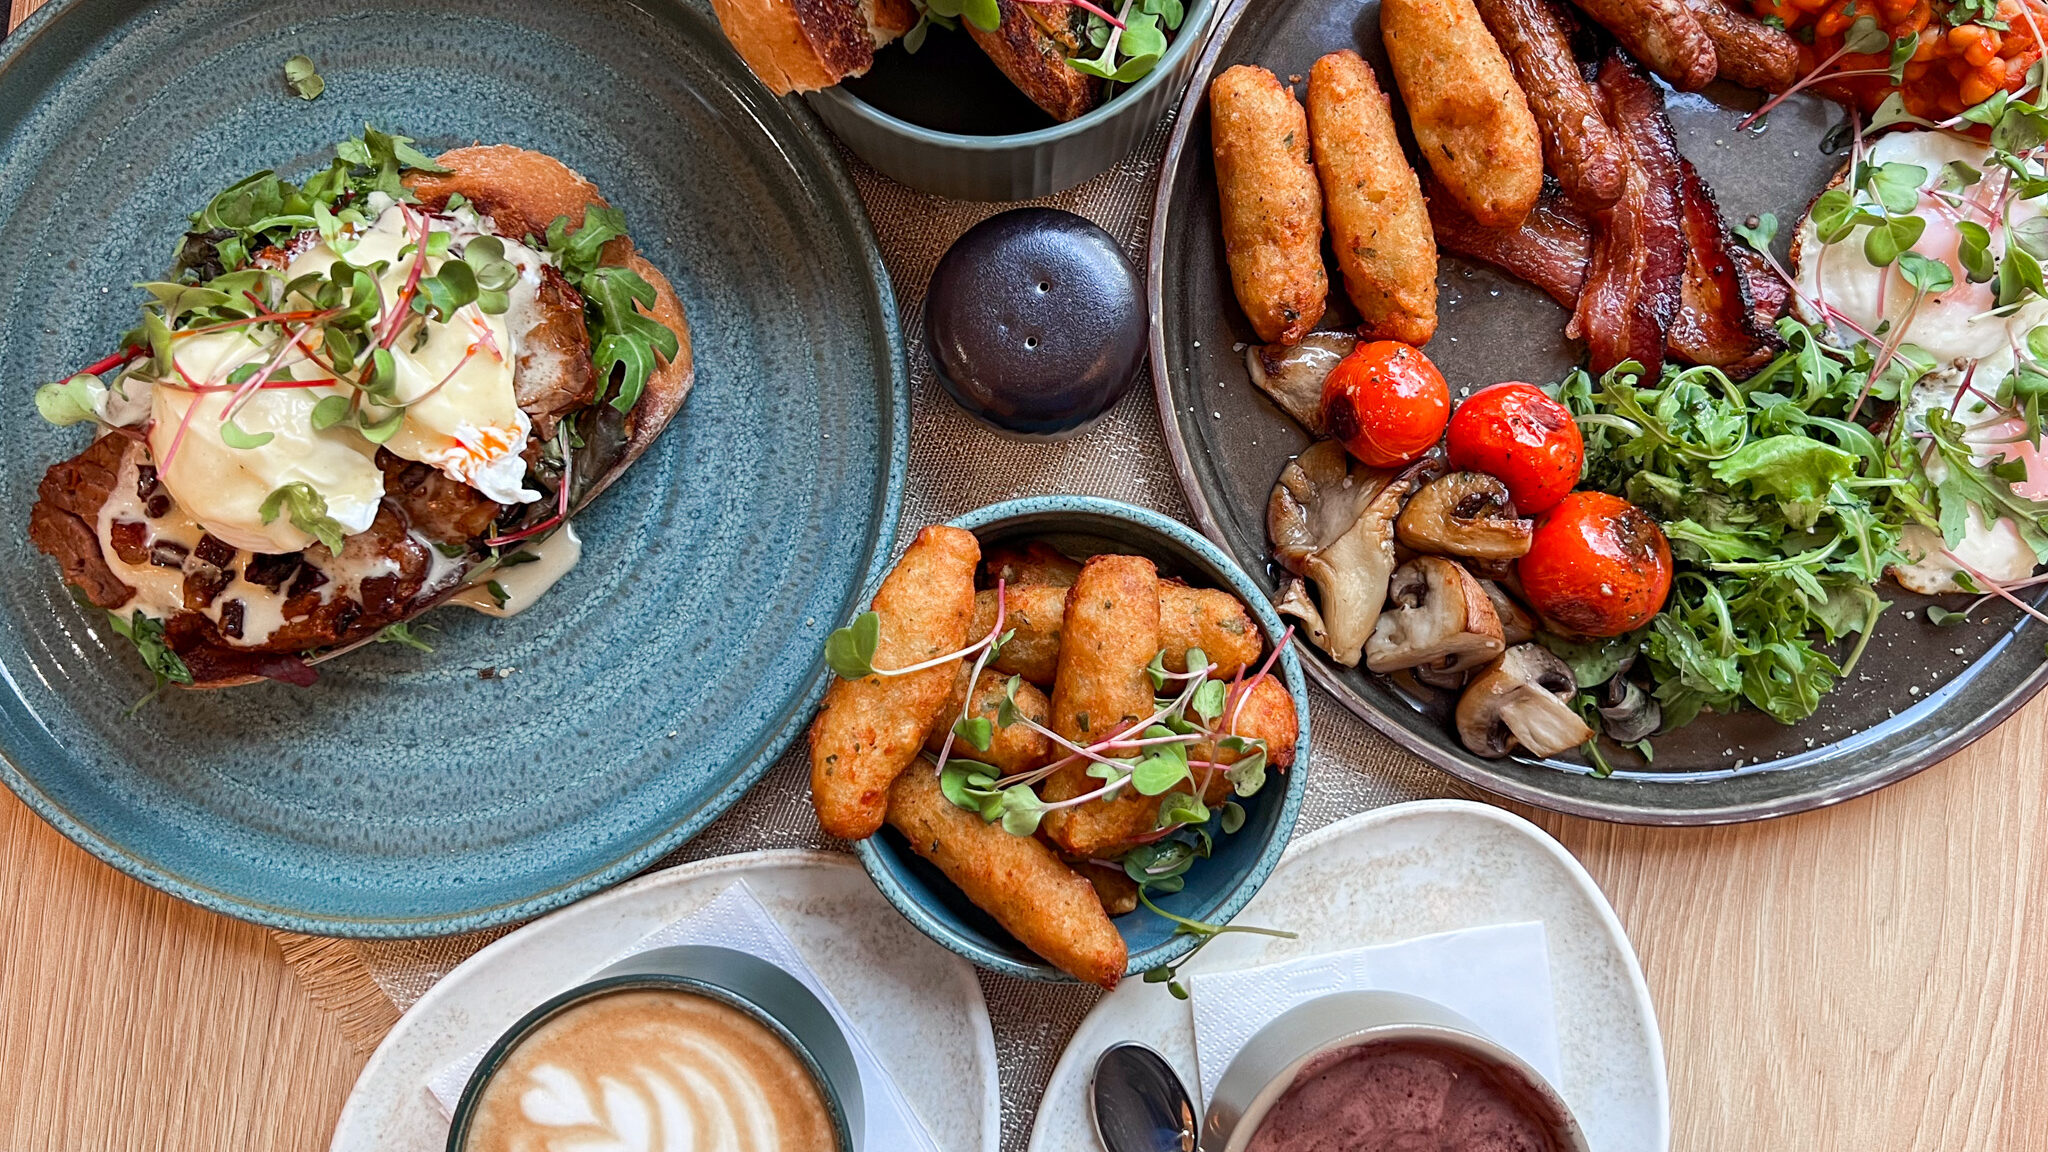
[855,497,1310,983]
[805,0,1220,201]
[446,945,864,1151]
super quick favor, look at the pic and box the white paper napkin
[425,880,940,1152]
[1186,921,1562,1107]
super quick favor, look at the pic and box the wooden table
[4,2,2046,1147]
[9,712,2045,1152]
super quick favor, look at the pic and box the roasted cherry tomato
[1518,492,1673,637]
[1321,341,1451,467]
[1444,382,1583,514]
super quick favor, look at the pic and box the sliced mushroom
[1599,677,1661,743]
[1245,332,1357,434]
[1366,557,1505,679]
[1455,644,1593,759]
[1268,440,1412,667]
[1482,581,1539,645]
[1274,575,1331,653]
[1396,472,1534,561]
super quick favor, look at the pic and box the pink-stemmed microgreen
[1739,15,1895,132]
[1940,547,2048,625]
[927,580,1012,785]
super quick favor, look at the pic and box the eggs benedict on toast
[29,130,691,689]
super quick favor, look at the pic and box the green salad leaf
[1551,316,2048,734]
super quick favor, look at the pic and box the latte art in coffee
[463,989,840,1152]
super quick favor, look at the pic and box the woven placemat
[279,117,1477,1150]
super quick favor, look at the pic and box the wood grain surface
[7,706,2043,1152]
[1,2,2044,1148]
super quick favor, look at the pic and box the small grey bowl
[1202,990,1589,1152]
[445,945,865,1151]
[806,0,1220,201]
[856,496,1310,983]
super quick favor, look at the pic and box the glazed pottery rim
[854,495,1311,983]
[807,0,1218,152]
[1143,0,2048,828]
[443,963,856,1152]
[1207,994,1590,1152]
[0,0,913,935]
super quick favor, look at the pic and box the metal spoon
[1090,1042,1198,1152]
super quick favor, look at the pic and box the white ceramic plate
[331,850,1000,1152]
[1028,800,1669,1152]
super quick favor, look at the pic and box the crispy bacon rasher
[1428,177,1592,309]
[1431,49,1788,377]
[1570,52,1686,377]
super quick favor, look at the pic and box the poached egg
[135,201,550,554]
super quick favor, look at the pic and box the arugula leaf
[1708,435,1857,502]
[100,607,193,704]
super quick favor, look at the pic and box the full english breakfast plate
[0,0,906,932]
[1152,0,2048,823]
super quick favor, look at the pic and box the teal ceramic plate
[0,0,907,933]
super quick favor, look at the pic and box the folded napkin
[1186,921,1562,1107]
[426,879,940,1152]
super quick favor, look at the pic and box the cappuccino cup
[447,945,863,1152]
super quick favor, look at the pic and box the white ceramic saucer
[330,849,1000,1152]
[1028,800,1670,1152]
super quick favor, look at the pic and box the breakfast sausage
[1684,0,1800,92]
[1380,0,1545,228]
[974,583,1264,685]
[1565,0,1717,91]
[924,667,1055,776]
[1041,674,1300,860]
[808,525,980,840]
[1471,0,1628,210]
[1210,65,1329,345]
[1306,51,1438,346]
[886,764,1128,989]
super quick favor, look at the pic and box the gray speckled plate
[1149,0,2048,824]
[0,0,907,932]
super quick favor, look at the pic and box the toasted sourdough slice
[30,145,693,689]
[709,0,917,95]
[966,0,1102,122]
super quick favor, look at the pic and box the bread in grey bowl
[806,0,1219,202]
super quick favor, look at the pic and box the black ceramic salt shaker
[925,207,1145,439]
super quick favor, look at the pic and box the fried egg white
[1794,128,2048,589]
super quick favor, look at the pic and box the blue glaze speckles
[0,0,908,934]
[855,497,1311,983]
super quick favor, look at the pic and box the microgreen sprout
[1738,15,1894,131]
[1134,886,1296,1000]
[282,54,324,101]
